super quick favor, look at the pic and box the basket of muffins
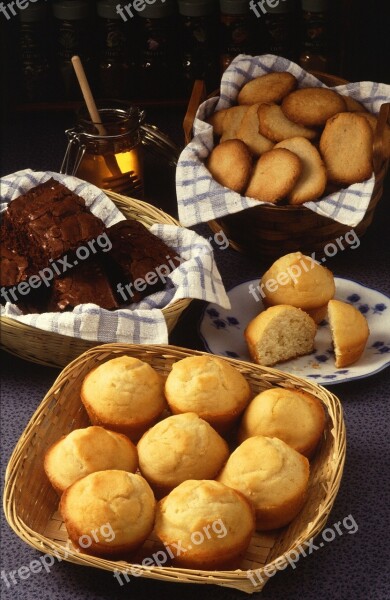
[179,54,390,259]
[4,343,346,593]
[0,173,228,368]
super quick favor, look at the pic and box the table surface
[1,108,390,600]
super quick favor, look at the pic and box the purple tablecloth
[1,108,389,600]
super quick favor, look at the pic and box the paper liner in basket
[0,170,230,344]
[176,53,390,228]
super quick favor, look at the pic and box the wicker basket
[183,76,390,259]
[3,343,346,594]
[0,192,192,369]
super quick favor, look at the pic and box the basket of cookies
[178,54,390,259]
[0,171,229,368]
[3,343,346,594]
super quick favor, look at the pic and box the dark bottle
[18,2,51,102]
[178,0,219,96]
[219,0,252,73]
[97,0,134,99]
[299,0,332,72]
[261,0,298,61]
[137,0,177,100]
[52,1,92,100]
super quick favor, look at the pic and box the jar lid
[219,0,249,15]
[301,0,329,11]
[138,0,175,18]
[53,1,89,20]
[19,3,48,22]
[178,0,216,17]
[265,0,296,13]
[97,0,123,19]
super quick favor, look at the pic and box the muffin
[155,479,255,569]
[238,388,326,458]
[80,356,166,441]
[137,413,229,497]
[245,305,317,366]
[328,299,370,367]
[60,470,155,558]
[44,426,138,494]
[218,436,310,530]
[164,356,251,433]
[260,252,335,323]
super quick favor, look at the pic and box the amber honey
[75,147,143,192]
[62,102,145,197]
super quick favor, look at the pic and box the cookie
[236,103,274,156]
[257,103,318,142]
[207,109,228,135]
[341,95,367,113]
[319,112,373,185]
[356,111,378,133]
[238,72,297,105]
[219,105,249,141]
[245,148,302,203]
[206,139,253,193]
[275,137,327,204]
[282,88,347,127]
[356,111,390,158]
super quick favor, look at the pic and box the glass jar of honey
[61,102,145,198]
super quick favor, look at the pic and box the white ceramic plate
[199,277,390,385]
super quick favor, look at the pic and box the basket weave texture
[0,192,192,369]
[3,343,346,594]
[184,73,390,259]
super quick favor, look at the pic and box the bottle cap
[19,3,47,22]
[138,0,176,18]
[53,1,89,20]
[301,0,329,11]
[265,0,296,13]
[219,0,249,15]
[97,0,123,19]
[178,0,216,17]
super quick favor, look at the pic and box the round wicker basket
[0,192,192,368]
[3,343,346,594]
[184,74,390,260]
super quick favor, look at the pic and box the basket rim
[3,343,346,593]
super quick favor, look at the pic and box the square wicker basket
[3,343,346,594]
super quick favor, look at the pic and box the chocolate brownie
[0,225,50,311]
[0,217,30,289]
[1,180,183,312]
[5,178,106,268]
[105,220,182,303]
[47,259,119,312]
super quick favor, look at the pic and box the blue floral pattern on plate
[199,277,390,386]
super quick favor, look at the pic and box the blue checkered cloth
[0,170,230,344]
[177,54,390,228]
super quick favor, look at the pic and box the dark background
[1,0,390,116]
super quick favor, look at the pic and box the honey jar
[61,102,145,198]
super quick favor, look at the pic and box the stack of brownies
[0,179,180,313]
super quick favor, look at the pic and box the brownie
[0,233,29,289]
[1,180,183,313]
[5,178,106,268]
[46,259,119,312]
[105,220,182,303]
[0,225,51,310]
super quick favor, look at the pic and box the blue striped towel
[177,54,390,228]
[0,170,230,344]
